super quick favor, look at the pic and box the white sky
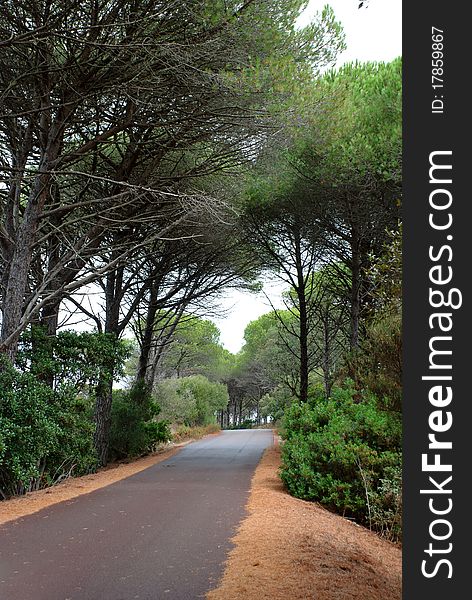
[213,0,402,354]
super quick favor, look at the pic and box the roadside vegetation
[1,0,401,542]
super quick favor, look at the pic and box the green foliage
[369,464,402,541]
[238,310,299,391]
[0,358,96,499]
[349,311,402,412]
[154,375,229,426]
[260,386,294,423]
[367,223,402,309]
[242,311,280,358]
[108,383,171,461]
[172,374,229,426]
[17,327,131,390]
[245,59,402,214]
[312,58,402,185]
[152,378,198,425]
[0,329,134,498]
[280,382,402,540]
[219,2,345,116]
[159,316,232,381]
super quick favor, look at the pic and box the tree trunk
[33,298,62,388]
[0,106,70,364]
[93,266,122,466]
[136,279,159,388]
[322,318,332,398]
[298,292,309,403]
[93,372,114,468]
[294,231,309,403]
[40,299,61,339]
[350,241,362,351]
[232,400,237,427]
[0,185,45,363]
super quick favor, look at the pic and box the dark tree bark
[93,265,123,466]
[1,176,51,362]
[136,279,160,388]
[322,318,332,398]
[294,229,309,403]
[349,236,362,351]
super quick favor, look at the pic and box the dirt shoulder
[207,444,402,600]
[0,440,196,526]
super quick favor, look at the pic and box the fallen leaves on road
[207,445,401,600]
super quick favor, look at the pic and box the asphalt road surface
[0,429,273,600]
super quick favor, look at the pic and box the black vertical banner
[403,2,470,598]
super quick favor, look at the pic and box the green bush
[108,383,171,460]
[280,381,402,540]
[260,386,293,423]
[0,359,96,498]
[343,306,402,414]
[154,375,229,426]
[16,327,130,390]
[370,464,402,541]
[153,378,198,425]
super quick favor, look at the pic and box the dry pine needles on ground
[207,445,402,600]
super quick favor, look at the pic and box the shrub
[0,359,96,498]
[260,385,293,423]
[153,378,198,425]
[280,381,402,540]
[16,327,130,390]
[41,392,96,483]
[370,464,402,541]
[346,309,402,413]
[154,375,229,426]
[108,383,171,460]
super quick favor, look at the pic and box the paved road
[0,429,273,600]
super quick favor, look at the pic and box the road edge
[0,436,213,525]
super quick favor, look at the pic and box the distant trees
[155,316,231,381]
[225,312,285,426]
[242,191,324,403]
[155,375,229,427]
[130,311,232,385]
[128,313,232,427]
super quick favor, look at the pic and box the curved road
[0,429,273,600]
